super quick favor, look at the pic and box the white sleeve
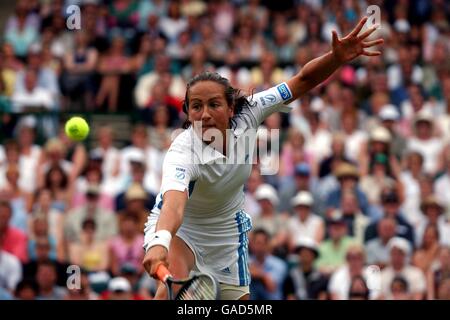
[159,145,199,198]
[240,82,294,128]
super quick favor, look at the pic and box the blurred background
[0,0,449,300]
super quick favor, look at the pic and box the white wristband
[146,230,172,252]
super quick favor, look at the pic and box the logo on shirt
[175,167,186,180]
[276,83,292,101]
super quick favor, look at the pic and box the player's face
[187,81,234,142]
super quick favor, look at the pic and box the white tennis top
[149,83,292,221]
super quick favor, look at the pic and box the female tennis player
[143,17,383,300]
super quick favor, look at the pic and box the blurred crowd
[1,0,450,300]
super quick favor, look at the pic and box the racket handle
[156,264,171,282]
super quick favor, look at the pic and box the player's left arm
[285,16,383,103]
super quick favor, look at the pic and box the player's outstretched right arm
[142,190,188,279]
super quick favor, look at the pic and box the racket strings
[177,276,217,300]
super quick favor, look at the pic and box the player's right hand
[142,245,169,279]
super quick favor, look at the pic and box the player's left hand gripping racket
[155,264,220,300]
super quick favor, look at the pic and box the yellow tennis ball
[65,117,89,141]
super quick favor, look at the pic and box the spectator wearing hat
[365,217,398,268]
[325,162,371,218]
[378,104,407,161]
[279,162,320,214]
[364,190,415,247]
[101,276,134,300]
[315,211,356,275]
[407,110,445,175]
[109,213,145,277]
[287,191,325,245]
[283,237,328,300]
[115,155,156,212]
[249,229,287,300]
[415,196,450,247]
[64,184,117,245]
[380,237,426,300]
[68,218,109,273]
[118,183,151,234]
[328,244,375,300]
[252,184,289,258]
[118,124,163,196]
[359,126,399,177]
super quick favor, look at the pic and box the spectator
[380,237,426,300]
[416,196,450,247]
[252,184,289,257]
[102,276,134,300]
[61,31,98,111]
[0,200,27,263]
[364,190,415,247]
[427,246,450,300]
[14,279,39,300]
[348,275,370,300]
[0,163,30,232]
[283,237,328,300]
[90,125,121,187]
[0,247,22,297]
[334,190,370,244]
[95,35,132,112]
[378,104,407,161]
[68,218,109,273]
[399,151,424,226]
[22,236,68,287]
[389,276,413,300]
[413,224,441,274]
[64,185,117,244]
[325,162,371,218]
[407,111,444,176]
[365,217,397,268]
[27,216,58,262]
[243,167,263,219]
[109,213,145,277]
[328,245,373,300]
[316,212,356,275]
[249,229,287,300]
[35,261,68,300]
[287,191,325,245]
[11,68,55,112]
[17,121,41,194]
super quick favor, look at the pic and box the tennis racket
[155,264,220,300]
